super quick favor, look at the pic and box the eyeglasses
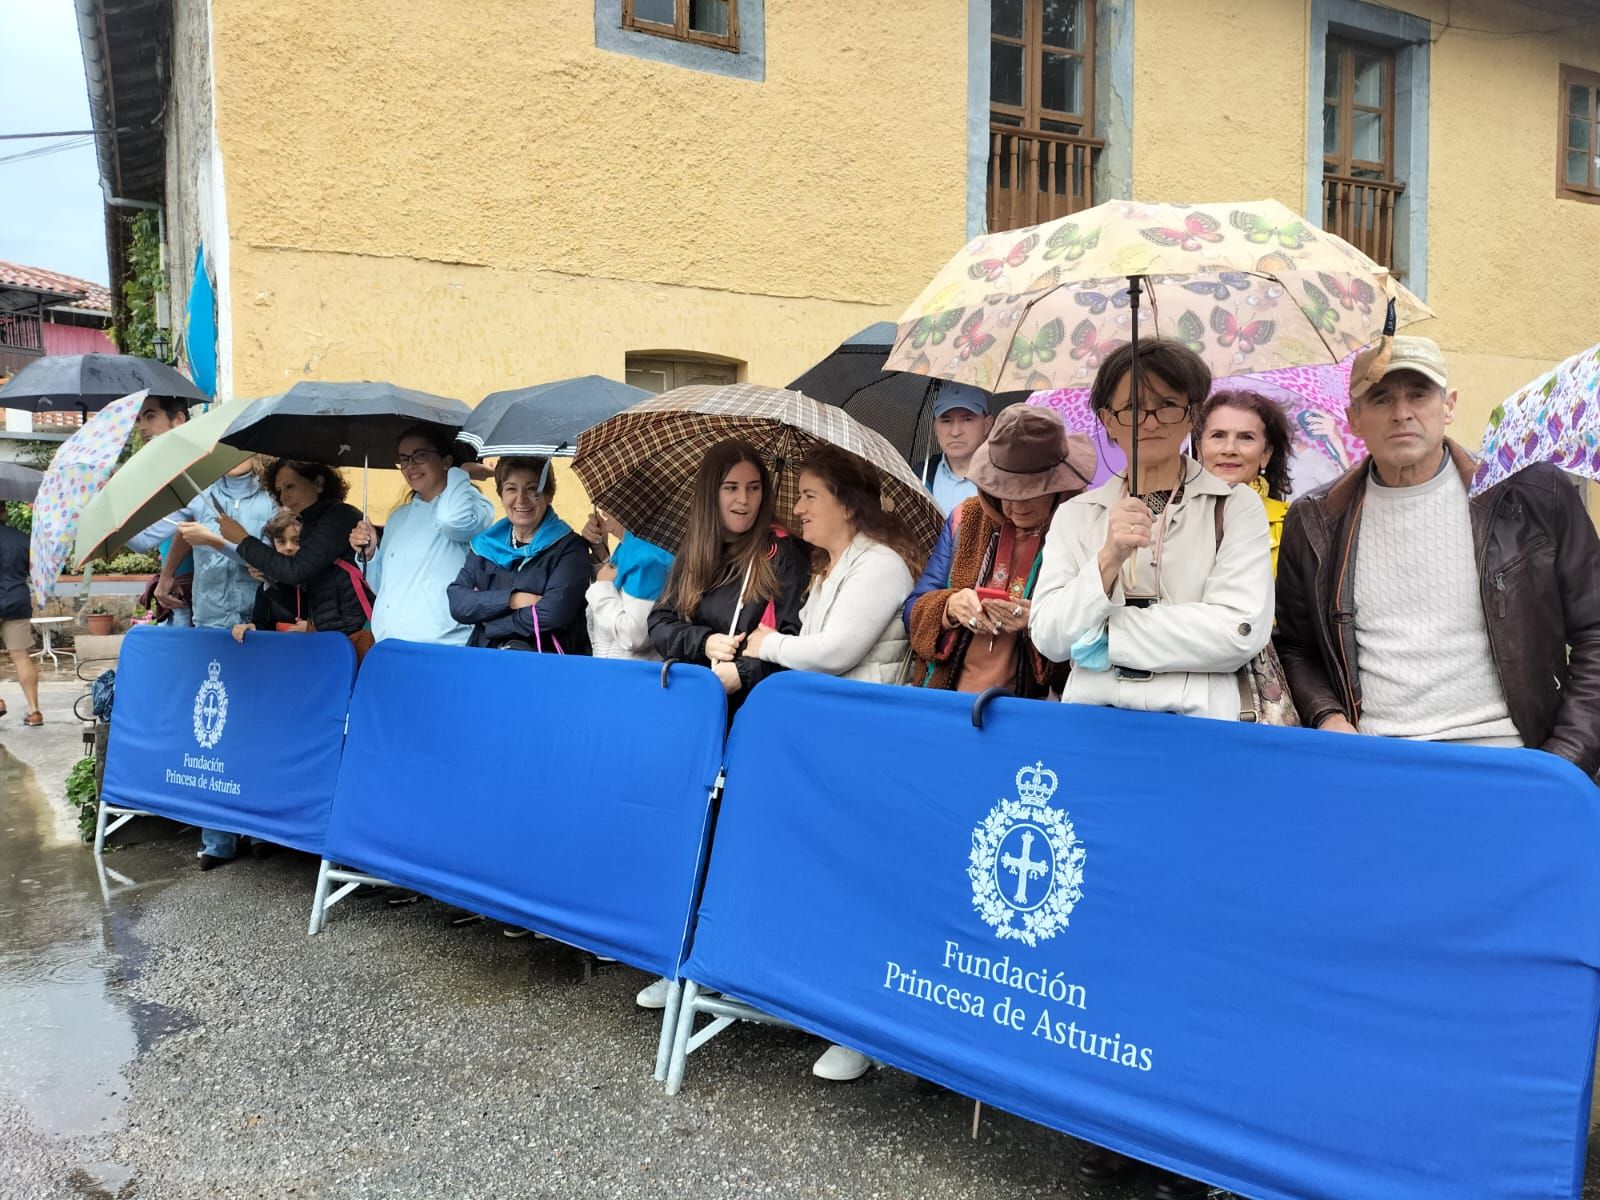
[395,450,440,468]
[1107,400,1192,427]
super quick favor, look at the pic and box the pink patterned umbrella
[1028,357,1364,499]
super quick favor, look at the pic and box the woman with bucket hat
[904,406,1096,698]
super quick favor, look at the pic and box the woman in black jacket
[648,439,807,707]
[183,460,369,636]
[447,457,591,653]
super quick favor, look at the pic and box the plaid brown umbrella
[571,383,944,555]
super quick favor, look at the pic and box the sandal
[0,700,6,717]
[22,711,42,727]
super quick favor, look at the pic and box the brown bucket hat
[966,406,1097,500]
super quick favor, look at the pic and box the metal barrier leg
[92,804,144,858]
[92,796,110,857]
[308,859,335,936]
[307,865,395,936]
[655,980,683,1082]
[664,980,700,1096]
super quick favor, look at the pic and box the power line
[0,136,96,167]
[0,130,99,140]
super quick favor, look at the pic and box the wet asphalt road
[4,673,1600,1199]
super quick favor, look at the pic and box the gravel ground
[3,663,1600,1199]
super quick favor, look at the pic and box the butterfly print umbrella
[889,199,1431,393]
[888,198,1429,483]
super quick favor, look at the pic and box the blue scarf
[469,515,573,568]
[610,532,674,602]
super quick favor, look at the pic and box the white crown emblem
[193,659,230,750]
[969,760,1084,947]
[1015,761,1058,803]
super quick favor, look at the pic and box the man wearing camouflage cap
[1275,335,1600,774]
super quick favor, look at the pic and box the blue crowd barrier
[312,640,725,984]
[672,671,1600,1200]
[98,626,356,856]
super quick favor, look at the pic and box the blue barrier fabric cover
[686,672,1600,1200]
[324,640,726,978]
[101,626,355,855]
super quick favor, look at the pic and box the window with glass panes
[990,0,1094,135]
[623,0,737,51]
[1559,64,1600,201]
[1323,37,1396,181]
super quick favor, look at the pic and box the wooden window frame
[989,0,1096,136]
[1558,63,1600,204]
[1323,36,1397,182]
[622,0,739,53]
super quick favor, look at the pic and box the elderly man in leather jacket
[1276,335,1600,777]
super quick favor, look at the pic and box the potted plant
[84,605,114,636]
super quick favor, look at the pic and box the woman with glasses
[350,425,495,645]
[1031,339,1272,722]
[1030,341,1272,1198]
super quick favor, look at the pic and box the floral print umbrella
[1029,357,1364,496]
[887,199,1433,393]
[29,390,145,609]
[1473,341,1600,495]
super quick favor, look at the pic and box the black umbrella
[0,462,43,503]
[0,353,208,413]
[788,322,1029,474]
[459,375,649,459]
[220,381,471,467]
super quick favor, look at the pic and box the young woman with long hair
[648,439,808,703]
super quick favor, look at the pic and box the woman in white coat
[743,444,923,1083]
[1029,338,1271,1196]
[745,446,921,686]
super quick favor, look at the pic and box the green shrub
[65,756,98,843]
[101,551,161,575]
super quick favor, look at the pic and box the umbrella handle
[1127,274,1142,495]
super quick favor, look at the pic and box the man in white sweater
[1276,336,1600,775]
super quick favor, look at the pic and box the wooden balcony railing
[1322,173,1405,273]
[988,126,1103,233]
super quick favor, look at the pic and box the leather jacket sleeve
[1538,477,1600,774]
[1274,499,1347,730]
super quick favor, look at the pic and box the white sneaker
[635,977,672,1009]
[812,1044,872,1081]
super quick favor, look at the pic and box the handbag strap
[525,602,564,655]
[1213,494,1258,723]
[332,559,374,621]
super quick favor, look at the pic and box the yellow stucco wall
[1129,0,1600,450]
[1129,0,1310,208]
[209,0,975,516]
[211,0,971,381]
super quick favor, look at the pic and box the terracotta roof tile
[0,260,112,312]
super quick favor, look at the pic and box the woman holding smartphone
[904,406,1095,698]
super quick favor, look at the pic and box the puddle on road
[0,746,177,1193]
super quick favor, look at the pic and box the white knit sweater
[1352,465,1521,745]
